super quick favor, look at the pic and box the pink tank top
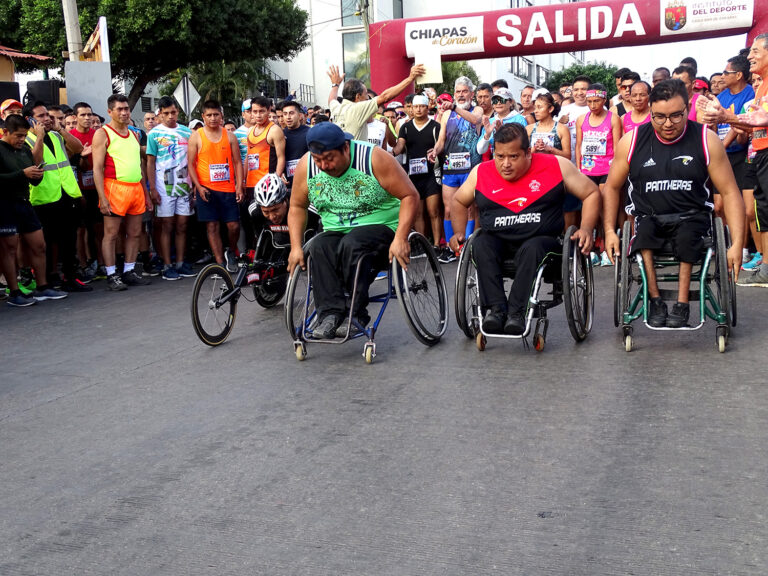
[688,94,700,122]
[580,110,614,176]
[623,111,651,134]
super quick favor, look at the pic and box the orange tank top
[751,82,768,151]
[196,127,236,192]
[245,122,277,187]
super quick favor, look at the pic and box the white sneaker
[600,251,612,267]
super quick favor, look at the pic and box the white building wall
[268,0,584,106]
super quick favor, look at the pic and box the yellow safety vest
[26,130,82,206]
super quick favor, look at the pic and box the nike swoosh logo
[492,188,503,194]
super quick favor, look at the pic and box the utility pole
[61,0,84,61]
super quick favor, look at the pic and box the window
[393,0,403,19]
[140,96,152,112]
[537,65,550,87]
[342,0,371,27]
[343,31,369,84]
[513,57,533,81]
[510,0,532,7]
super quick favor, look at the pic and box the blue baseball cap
[306,122,353,154]
[241,99,252,113]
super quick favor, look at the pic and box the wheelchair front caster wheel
[363,343,376,364]
[476,332,486,351]
[295,343,307,361]
[624,334,633,352]
[716,326,727,353]
[534,318,548,352]
[533,333,545,352]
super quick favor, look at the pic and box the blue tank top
[442,111,481,175]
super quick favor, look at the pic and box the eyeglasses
[722,70,739,75]
[651,109,687,125]
[620,83,634,89]
[396,112,407,118]
[491,97,509,104]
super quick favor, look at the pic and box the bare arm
[228,132,244,202]
[575,114,585,170]
[327,65,344,105]
[706,129,745,278]
[28,123,46,165]
[558,156,601,254]
[612,112,623,147]
[91,128,110,215]
[556,124,572,159]
[392,136,407,157]
[447,166,478,252]
[268,125,286,179]
[187,131,207,202]
[146,154,161,205]
[376,65,426,107]
[287,155,310,273]
[453,104,484,128]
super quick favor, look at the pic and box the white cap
[412,95,429,106]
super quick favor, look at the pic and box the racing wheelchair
[454,225,594,351]
[613,217,737,352]
[191,214,317,346]
[284,230,449,363]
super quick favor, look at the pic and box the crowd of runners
[3,36,768,317]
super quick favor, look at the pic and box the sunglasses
[491,97,509,104]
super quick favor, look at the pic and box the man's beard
[456,100,472,110]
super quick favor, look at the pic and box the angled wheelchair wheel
[723,221,737,327]
[613,233,622,328]
[191,263,238,346]
[714,217,733,334]
[617,220,633,329]
[562,225,593,342]
[284,262,314,341]
[393,231,449,346]
[455,235,480,338]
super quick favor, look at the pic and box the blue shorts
[442,172,470,188]
[196,188,240,223]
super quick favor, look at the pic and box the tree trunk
[126,71,165,110]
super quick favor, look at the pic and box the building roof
[0,45,53,64]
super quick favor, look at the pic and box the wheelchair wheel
[284,263,314,341]
[724,222,737,327]
[254,277,288,308]
[617,220,633,328]
[714,217,733,333]
[454,235,480,338]
[393,231,449,346]
[191,263,238,346]
[613,234,622,328]
[562,225,593,342]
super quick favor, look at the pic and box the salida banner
[370,0,762,90]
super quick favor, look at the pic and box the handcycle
[284,230,449,363]
[191,224,315,346]
[454,225,594,351]
[613,216,737,352]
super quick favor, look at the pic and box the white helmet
[253,173,288,207]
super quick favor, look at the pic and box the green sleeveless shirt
[307,140,400,233]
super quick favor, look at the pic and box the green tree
[1,0,308,108]
[545,61,619,99]
[423,61,481,96]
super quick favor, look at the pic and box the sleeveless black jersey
[474,154,565,242]
[626,121,713,216]
[283,124,310,187]
[398,118,440,181]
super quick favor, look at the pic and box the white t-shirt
[560,103,590,164]
[366,119,387,148]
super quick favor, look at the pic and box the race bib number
[754,128,767,140]
[531,133,554,148]
[247,153,260,171]
[287,159,299,178]
[582,133,607,156]
[717,124,730,141]
[409,157,428,175]
[444,152,471,171]
[209,163,230,183]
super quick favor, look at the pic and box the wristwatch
[331,83,340,88]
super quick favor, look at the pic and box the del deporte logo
[660,0,753,36]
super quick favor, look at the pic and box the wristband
[331,83,340,88]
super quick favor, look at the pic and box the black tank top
[283,124,310,186]
[626,121,713,217]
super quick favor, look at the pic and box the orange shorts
[102,178,146,217]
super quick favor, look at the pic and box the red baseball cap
[694,79,709,90]
[437,93,453,103]
[0,99,23,114]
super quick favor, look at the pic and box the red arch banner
[369,0,768,93]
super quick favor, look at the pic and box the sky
[585,34,750,81]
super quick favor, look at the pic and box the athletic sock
[106,265,116,276]
[443,220,454,243]
[465,220,475,237]
[124,262,135,273]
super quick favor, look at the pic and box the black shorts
[743,160,757,190]
[587,174,608,186]
[410,174,440,200]
[631,212,711,263]
[751,149,768,231]
[0,198,43,237]
[81,188,103,225]
[726,149,748,191]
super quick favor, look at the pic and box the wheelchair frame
[613,217,737,352]
[285,230,449,363]
[455,225,594,352]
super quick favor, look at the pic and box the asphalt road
[2,264,767,575]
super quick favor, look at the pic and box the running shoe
[107,273,127,291]
[94,265,108,280]
[741,252,762,271]
[224,249,238,273]
[648,297,668,327]
[374,271,388,281]
[162,266,181,281]
[141,261,161,277]
[18,268,36,294]
[737,270,768,287]
[437,246,456,264]
[177,262,197,277]
[590,252,600,267]
[482,307,506,334]
[314,314,342,339]
[32,287,68,301]
[335,317,365,338]
[504,312,526,335]
[667,302,690,328]
[122,270,151,286]
[61,278,94,292]
[600,251,612,267]
[7,292,36,307]
[76,266,95,284]
[195,251,213,265]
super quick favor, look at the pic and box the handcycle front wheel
[254,275,288,308]
[191,263,238,346]
[393,231,449,346]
